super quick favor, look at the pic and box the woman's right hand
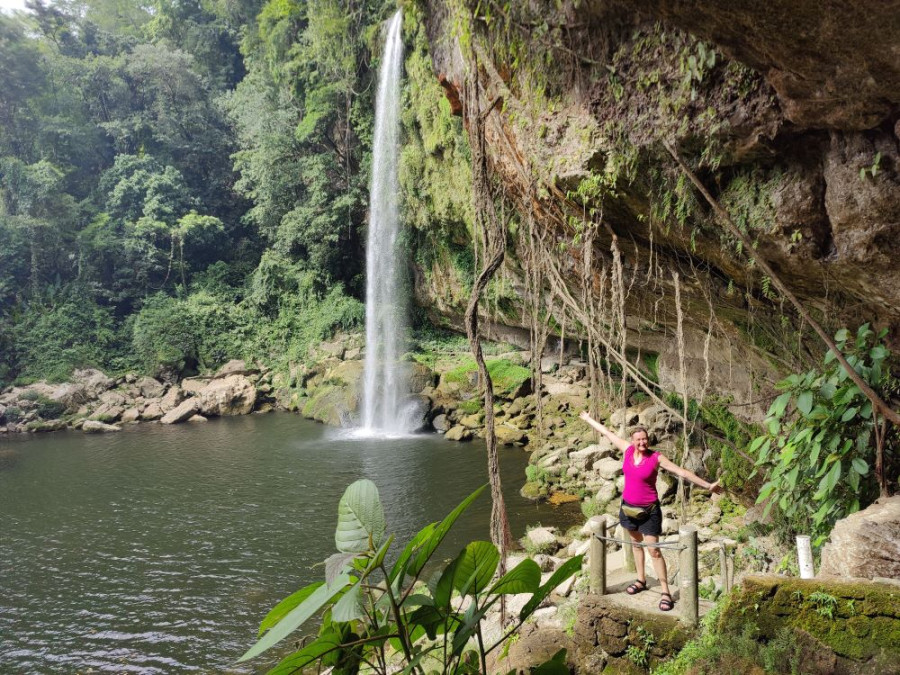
[578,411,594,424]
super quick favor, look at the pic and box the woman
[579,411,722,611]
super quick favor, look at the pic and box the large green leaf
[851,457,869,475]
[238,572,350,662]
[531,649,570,674]
[335,479,385,553]
[407,484,487,578]
[258,582,323,637]
[489,558,541,595]
[265,630,344,675]
[434,555,461,609]
[823,460,842,493]
[519,556,583,621]
[797,391,813,416]
[769,392,791,418]
[389,522,437,582]
[331,580,364,622]
[453,541,500,596]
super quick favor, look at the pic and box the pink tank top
[622,445,660,506]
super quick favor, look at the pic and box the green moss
[442,358,530,398]
[302,383,355,426]
[717,577,900,663]
[457,398,482,414]
[520,481,542,500]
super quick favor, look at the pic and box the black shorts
[619,501,662,536]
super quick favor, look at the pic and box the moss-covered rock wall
[718,575,900,673]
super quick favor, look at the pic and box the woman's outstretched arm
[578,411,632,454]
[658,455,723,493]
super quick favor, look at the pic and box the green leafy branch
[751,324,892,545]
[238,479,581,674]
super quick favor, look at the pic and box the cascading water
[361,10,417,434]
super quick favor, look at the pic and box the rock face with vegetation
[716,575,900,673]
[416,0,900,418]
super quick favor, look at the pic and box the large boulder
[89,404,123,423]
[593,457,623,481]
[140,402,164,421]
[44,369,114,412]
[72,368,115,398]
[495,424,528,446]
[160,398,200,425]
[181,378,209,394]
[302,384,356,426]
[444,425,473,442]
[159,386,185,412]
[487,623,577,675]
[136,376,166,399]
[408,361,436,392]
[327,359,365,388]
[820,496,900,580]
[197,375,257,416]
[213,359,259,379]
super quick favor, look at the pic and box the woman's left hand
[707,480,723,494]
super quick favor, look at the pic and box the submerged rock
[82,420,121,433]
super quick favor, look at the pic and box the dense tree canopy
[0,0,395,383]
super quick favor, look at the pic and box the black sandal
[658,592,674,611]
[626,579,647,595]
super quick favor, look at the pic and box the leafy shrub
[751,324,893,545]
[9,288,123,383]
[35,395,66,420]
[655,607,801,675]
[238,480,581,674]
[2,406,23,423]
[132,294,201,376]
[443,358,530,398]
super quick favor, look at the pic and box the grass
[442,358,530,396]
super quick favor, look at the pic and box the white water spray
[361,10,417,434]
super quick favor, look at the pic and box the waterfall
[361,10,415,434]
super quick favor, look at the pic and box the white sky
[0,0,31,13]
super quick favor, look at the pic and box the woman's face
[632,430,650,452]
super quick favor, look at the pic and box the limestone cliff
[411,1,900,417]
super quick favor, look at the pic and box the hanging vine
[460,22,513,578]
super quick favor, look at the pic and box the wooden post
[797,535,815,579]
[589,518,607,595]
[719,542,728,593]
[679,525,699,627]
[727,548,734,591]
[624,529,636,573]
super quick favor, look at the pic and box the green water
[0,414,579,673]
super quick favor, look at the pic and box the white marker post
[796,535,815,579]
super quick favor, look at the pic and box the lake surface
[0,414,580,673]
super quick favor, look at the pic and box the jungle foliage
[0,0,394,383]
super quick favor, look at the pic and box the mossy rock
[521,481,543,500]
[26,419,67,432]
[439,358,531,400]
[302,384,357,427]
[718,575,900,664]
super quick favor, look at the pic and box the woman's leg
[628,529,646,582]
[643,535,670,596]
